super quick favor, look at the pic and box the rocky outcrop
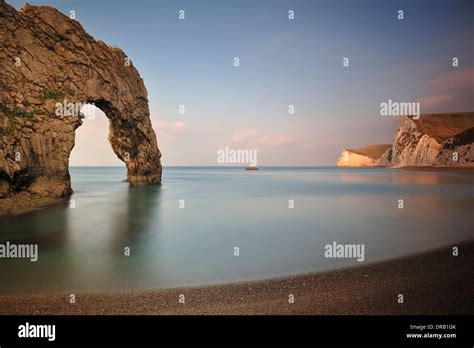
[0,1,162,215]
[337,144,391,167]
[390,113,474,167]
[337,113,474,167]
[435,127,474,166]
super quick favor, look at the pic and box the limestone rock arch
[0,1,162,213]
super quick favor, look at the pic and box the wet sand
[0,241,472,315]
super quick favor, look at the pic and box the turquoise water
[0,166,473,294]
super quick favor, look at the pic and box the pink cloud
[232,128,259,143]
[417,68,474,112]
[207,123,223,132]
[418,94,454,110]
[155,120,186,133]
[258,135,296,147]
[302,144,317,150]
[428,68,474,92]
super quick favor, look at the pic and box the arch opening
[70,104,123,167]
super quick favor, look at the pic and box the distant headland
[337,112,474,168]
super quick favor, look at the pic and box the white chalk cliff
[337,144,391,167]
[337,113,474,168]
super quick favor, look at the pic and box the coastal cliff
[336,144,391,167]
[337,113,474,168]
[390,113,474,167]
[0,1,162,215]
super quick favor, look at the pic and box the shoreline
[398,166,474,174]
[335,166,474,173]
[1,241,472,315]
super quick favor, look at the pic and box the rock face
[0,1,162,214]
[337,144,391,167]
[390,113,474,167]
[337,113,474,167]
[435,127,474,166]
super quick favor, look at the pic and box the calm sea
[0,166,472,294]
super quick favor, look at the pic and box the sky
[9,0,474,166]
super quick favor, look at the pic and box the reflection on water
[0,167,472,294]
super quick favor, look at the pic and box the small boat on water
[245,166,259,171]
